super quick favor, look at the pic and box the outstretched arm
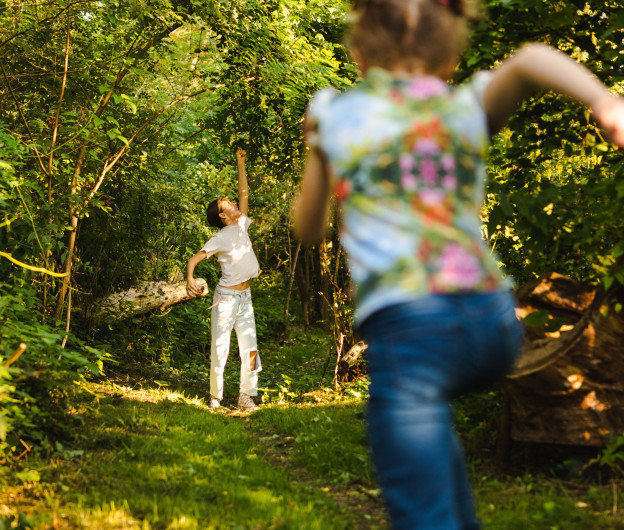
[484,43,624,145]
[236,147,249,216]
[293,142,332,246]
[186,251,207,297]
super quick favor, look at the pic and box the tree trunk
[295,249,310,327]
[336,341,368,383]
[313,242,331,327]
[504,272,624,447]
[284,241,301,322]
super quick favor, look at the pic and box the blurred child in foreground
[294,0,624,527]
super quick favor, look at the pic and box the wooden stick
[16,438,32,461]
[4,343,26,367]
[333,332,345,389]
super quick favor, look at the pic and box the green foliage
[4,344,624,529]
[0,512,35,530]
[591,431,624,476]
[461,0,624,286]
[0,282,110,461]
[454,390,506,455]
[252,403,373,485]
[522,309,570,332]
[475,473,622,529]
[5,0,624,508]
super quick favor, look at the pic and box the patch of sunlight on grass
[167,514,202,529]
[75,500,145,528]
[93,382,210,409]
[475,474,624,529]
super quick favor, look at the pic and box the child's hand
[592,94,624,148]
[186,278,203,298]
[236,147,246,161]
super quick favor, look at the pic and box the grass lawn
[3,326,624,528]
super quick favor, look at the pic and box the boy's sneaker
[208,396,221,409]
[238,392,258,411]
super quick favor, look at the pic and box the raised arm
[484,43,624,145]
[293,141,332,246]
[236,147,249,216]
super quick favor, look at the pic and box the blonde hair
[348,0,476,77]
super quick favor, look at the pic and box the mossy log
[505,272,624,447]
[95,278,209,319]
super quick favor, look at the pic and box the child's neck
[357,59,454,81]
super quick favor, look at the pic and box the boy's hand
[593,95,624,148]
[236,147,246,161]
[186,278,203,298]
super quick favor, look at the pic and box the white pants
[210,286,261,399]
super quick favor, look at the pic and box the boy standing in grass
[186,147,261,412]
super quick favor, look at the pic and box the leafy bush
[0,281,110,462]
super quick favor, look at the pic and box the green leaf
[522,310,550,327]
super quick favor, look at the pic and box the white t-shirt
[201,214,260,287]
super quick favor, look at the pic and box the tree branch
[48,7,71,200]
[0,0,92,51]
[0,58,49,177]
[87,88,209,201]
[55,20,185,318]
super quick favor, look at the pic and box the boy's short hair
[207,198,225,229]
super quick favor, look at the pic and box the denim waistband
[358,290,516,334]
[216,286,251,296]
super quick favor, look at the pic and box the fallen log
[504,272,624,447]
[94,278,209,319]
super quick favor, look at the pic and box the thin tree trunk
[295,248,309,326]
[317,241,331,326]
[305,249,312,323]
[284,241,301,322]
[48,8,71,193]
[46,9,71,321]
[60,287,72,349]
[332,332,345,389]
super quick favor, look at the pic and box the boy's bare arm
[484,43,624,145]
[186,251,207,297]
[236,147,249,216]
[293,144,331,246]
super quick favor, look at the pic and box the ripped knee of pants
[249,350,258,371]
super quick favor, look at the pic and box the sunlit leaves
[468,0,624,286]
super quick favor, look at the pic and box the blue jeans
[358,291,523,530]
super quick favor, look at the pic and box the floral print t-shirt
[307,67,510,324]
